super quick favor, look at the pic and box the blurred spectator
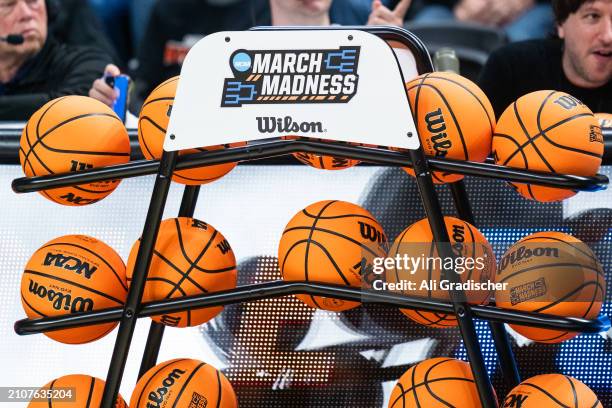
[91,0,411,113]
[129,0,155,54]
[479,0,611,117]
[0,0,110,120]
[128,0,270,112]
[50,0,122,66]
[87,0,130,64]
[410,0,555,41]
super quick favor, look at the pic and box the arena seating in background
[406,20,508,81]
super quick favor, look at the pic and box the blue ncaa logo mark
[232,52,251,72]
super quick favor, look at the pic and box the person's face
[0,0,47,58]
[558,0,612,88]
[273,0,333,17]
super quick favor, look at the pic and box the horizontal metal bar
[14,281,610,335]
[11,140,609,193]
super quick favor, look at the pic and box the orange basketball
[28,374,127,408]
[138,76,243,185]
[495,231,605,343]
[293,151,360,170]
[279,200,387,311]
[386,217,496,328]
[19,95,130,205]
[126,217,237,327]
[286,136,361,170]
[388,358,489,407]
[20,235,127,344]
[404,72,495,183]
[492,91,603,202]
[503,374,602,408]
[130,359,237,408]
[595,112,612,128]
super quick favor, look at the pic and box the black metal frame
[11,26,611,408]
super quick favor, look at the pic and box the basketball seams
[521,382,571,407]
[416,75,495,134]
[165,224,219,299]
[141,96,175,110]
[531,281,603,313]
[395,381,406,408]
[144,277,189,296]
[21,125,54,176]
[147,76,179,98]
[462,222,478,282]
[427,240,435,299]
[300,209,380,223]
[501,111,598,167]
[391,224,417,285]
[513,100,557,172]
[492,133,528,168]
[150,249,209,293]
[170,362,206,408]
[411,309,455,326]
[410,363,421,408]
[280,239,310,276]
[424,359,456,407]
[411,82,470,161]
[138,116,162,159]
[29,113,128,162]
[283,226,382,258]
[307,240,352,285]
[412,73,430,128]
[318,155,325,169]
[564,375,578,408]
[172,171,227,183]
[499,262,604,283]
[536,92,600,158]
[47,378,57,408]
[303,201,338,289]
[27,124,57,175]
[394,377,476,403]
[35,96,69,140]
[39,241,128,291]
[526,184,538,200]
[24,269,125,304]
[154,246,233,274]
[215,369,223,408]
[84,376,95,408]
[135,359,188,408]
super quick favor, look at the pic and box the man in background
[0,0,109,120]
[90,0,411,112]
[479,0,611,117]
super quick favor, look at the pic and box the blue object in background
[105,74,130,123]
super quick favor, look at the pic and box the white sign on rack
[164,29,420,152]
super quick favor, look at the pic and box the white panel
[165,29,419,151]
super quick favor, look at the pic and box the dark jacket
[0,37,110,121]
[131,0,271,113]
[50,0,122,67]
[478,38,611,118]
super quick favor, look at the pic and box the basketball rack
[12,26,611,408]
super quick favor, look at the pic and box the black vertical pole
[409,148,498,408]
[450,182,521,389]
[100,150,178,408]
[136,185,201,379]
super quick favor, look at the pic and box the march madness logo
[221,47,360,107]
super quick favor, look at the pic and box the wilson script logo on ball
[221,46,360,107]
[147,368,186,408]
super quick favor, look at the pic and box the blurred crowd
[0,0,609,121]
